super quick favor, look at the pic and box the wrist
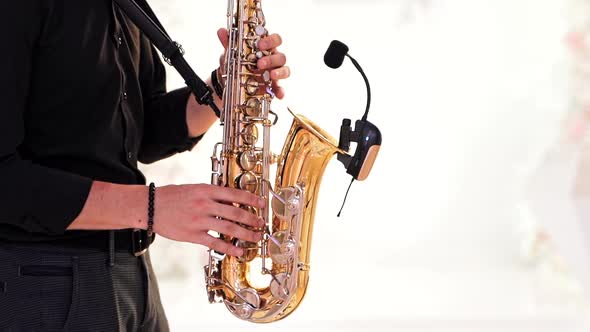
[113,182,150,230]
[69,181,148,231]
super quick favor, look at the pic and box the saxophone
[204,0,346,323]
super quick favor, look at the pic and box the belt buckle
[131,229,148,257]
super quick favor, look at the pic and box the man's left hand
[216,28,290,99]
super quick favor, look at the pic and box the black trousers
[0,244,169,332]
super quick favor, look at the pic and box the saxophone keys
[225,288,260,320]
[269,273,290,300]
[233,239,258,262]
[255,25,267,37]
[245,77,259,95]
[245,53,258,69]
[240,124,259,145]
[211,173,220,186]
[247,16,259,27]
[243,97,261,117]
[256,50,271,59]
[239,150,258,171]
[237,171,258,193]
[268,231,296,265]
[271,187,300,220]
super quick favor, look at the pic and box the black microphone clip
[337,119,382,181]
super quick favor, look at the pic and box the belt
[6,229,156,257]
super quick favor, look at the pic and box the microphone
[324,40,349,69]
[323,40,382,181]
[324,40,382,216]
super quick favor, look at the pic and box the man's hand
[216,28,290,99]
[69,182,265,257]
[152,184,265,257]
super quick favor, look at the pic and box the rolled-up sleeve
[0,2,92,235]
[137,42,204,164]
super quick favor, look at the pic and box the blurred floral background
[139,0,590,330]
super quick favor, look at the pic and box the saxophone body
[205,0,344,323]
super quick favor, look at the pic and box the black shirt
[0,1,201,242]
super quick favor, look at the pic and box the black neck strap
[112,0,220,114]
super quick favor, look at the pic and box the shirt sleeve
[0,2,93,235]
[137,40,204,164]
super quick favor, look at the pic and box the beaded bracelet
[147,182,155,237]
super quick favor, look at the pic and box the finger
[203,235,244,257]
[217,28,229,49]
[272,82,285,99]
[270,66,290,81]
[211,202,264,228]
[257,53,287,70]
[206,219,263,243]
[257,33,282,51]
[208,186,266,208]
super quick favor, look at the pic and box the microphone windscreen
[324,40,349,69]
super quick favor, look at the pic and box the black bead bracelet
[147,182,155,237]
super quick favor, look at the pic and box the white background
[140,0,590,331]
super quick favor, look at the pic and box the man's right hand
[68,182,265,257]
[152,184,265,256]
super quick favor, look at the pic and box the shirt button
[122,92,128,100]
[117,36,123,46]
[127,152,133,160]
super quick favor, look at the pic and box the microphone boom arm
[346,54,371,121]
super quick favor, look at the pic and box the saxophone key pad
[243,97,261,117]
[239,150,258,171]
[240,124,259,145]
[245,78,260,95]
[245,53,258,68]
[237,171,258,193]
[245,32,258,49]
[255,25,267,37]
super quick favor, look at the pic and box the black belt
[5,229,155,257]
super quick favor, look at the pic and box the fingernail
[235,248,244,257]
[258,217,265,226]
[258,198,265,207]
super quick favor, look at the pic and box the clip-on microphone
[324,40,382,215]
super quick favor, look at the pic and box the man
[0,1,289,331]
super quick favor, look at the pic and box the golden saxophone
[204,0,381,323]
